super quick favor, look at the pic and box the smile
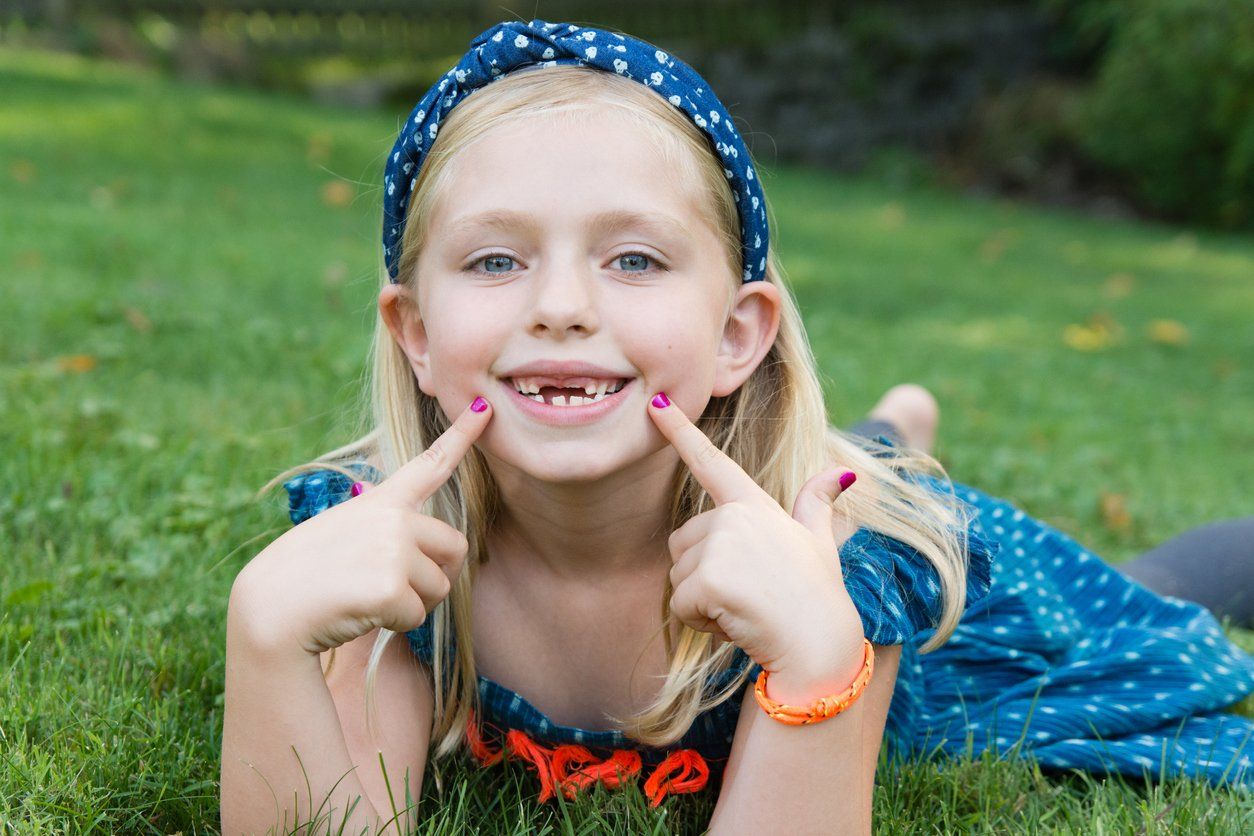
[497,377,635,426]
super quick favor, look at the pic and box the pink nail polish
[471,396,489,412]
[839,471,857,491]
[651,391,671,409]
[350,482,365,497]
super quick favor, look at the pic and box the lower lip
[499,378,635,426]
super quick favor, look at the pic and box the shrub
[1073,0,1254,228]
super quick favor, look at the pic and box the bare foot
[867,384,939,454]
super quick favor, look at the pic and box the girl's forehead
[435,115,708,227]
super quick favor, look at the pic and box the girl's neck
[484,449,680,589]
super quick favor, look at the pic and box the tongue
[539,385,591,405]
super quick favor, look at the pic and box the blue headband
[382,18,768,284]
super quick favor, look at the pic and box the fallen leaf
[1103,272,1135,299]
[321,180,353,207]
[1099,492,1131,531]
[1063,312,1123,352]
[1147,319,1188,347]
[57,354,97,373]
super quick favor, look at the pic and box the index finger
[376,395,493,506]
[647,390,767,506]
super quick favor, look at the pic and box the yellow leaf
[1099,492,1131,531]
[321,180,353,208]
[56,354,97,373]
[1147,319,1188,347]
[1063,312,1124,351]
[1063,324,1107,351]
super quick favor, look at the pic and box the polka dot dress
[284,443,1254,789]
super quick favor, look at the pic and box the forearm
[220,590,388,835]
[708,640,898,835]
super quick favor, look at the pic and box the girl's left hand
[647,391,866,683]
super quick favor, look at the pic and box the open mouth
[501,376,634,408]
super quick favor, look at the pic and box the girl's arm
[706,642,902,835]
[220,579,433,834]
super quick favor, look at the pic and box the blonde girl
[220,18,1254,835]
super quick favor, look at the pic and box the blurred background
[3,1,1253,831]
[4,0,1252,229]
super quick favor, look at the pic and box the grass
[1,45,1252,833]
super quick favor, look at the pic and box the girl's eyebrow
[444,208,694,243]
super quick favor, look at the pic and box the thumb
[349,480,374,497]
[791,469,856,541]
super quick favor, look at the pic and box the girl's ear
[379,283,436,395]
[712,280,781,398]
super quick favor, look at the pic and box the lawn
[1,46,1251,833]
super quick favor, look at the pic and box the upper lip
[499,361,634,384]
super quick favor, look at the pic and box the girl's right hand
[230,397,493,657]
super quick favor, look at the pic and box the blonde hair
[258,63,976,761]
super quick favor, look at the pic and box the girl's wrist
[765,605,868,706]
[764,635,869,707]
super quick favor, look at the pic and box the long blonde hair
[258,63,976,760]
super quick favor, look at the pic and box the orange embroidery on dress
[643,748,710,807]
[505,728,559,802]
[464,708,506,766]
[465,708,710,805]
[552,745,642,799]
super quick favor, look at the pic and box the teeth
[510,377,627,400]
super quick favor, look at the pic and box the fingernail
[838,471,857,491]
[471,396,489,413]
[651,391,671,409]
[350,481,365,497]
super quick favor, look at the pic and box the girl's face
[381,109,779,485]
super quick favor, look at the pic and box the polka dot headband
[382,18,769,283]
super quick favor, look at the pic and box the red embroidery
[643,748,711,808]
[465,708,710,805]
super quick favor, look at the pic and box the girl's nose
[526,261,600,334]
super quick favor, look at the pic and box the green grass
[2,45,1252,833]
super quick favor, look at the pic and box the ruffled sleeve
[837,434,999,645]
[282,461,438,667]
[282,462,384,526]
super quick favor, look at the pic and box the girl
[220,19,1254,834]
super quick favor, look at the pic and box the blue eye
[617,253,654,272]
[479,254,516,274]
[465,251,667,276]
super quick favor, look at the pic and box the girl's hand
[647,392,865,684]
[230,398,493,657]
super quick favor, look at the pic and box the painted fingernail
[471,396,489,413]
[651,391,671,409]
[350,481,365,497]
[838,471,857,491]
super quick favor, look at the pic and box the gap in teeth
[511,377,626,406]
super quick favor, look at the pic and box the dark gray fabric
[1117,517,1254,629]
[847,418,907,449]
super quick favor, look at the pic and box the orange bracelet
[754,638,875,725]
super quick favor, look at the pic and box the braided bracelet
[753,638,876,725]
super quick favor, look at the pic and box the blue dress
[283,443,1254,791]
